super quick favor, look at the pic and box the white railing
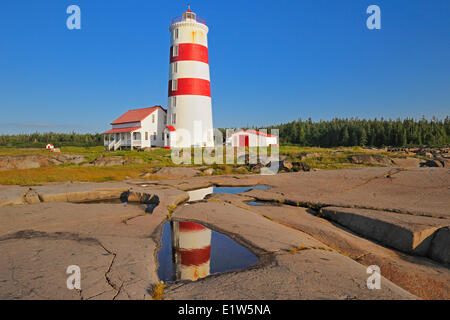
[114,139,122,151]
[107,140,114,151]
[105,139,143,151]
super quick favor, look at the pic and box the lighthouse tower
[165,7,214,148]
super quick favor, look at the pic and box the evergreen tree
[360,128,368,146]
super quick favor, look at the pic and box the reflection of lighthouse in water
[171,221,211,281]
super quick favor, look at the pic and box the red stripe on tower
[178,221,209,232]
[168,78,211,97]
[170,43,209,64]
[178,246,211,266]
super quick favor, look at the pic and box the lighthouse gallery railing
[171,15,206,25]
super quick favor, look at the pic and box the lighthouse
[165,7,214,148]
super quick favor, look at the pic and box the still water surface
[158,221,258,282]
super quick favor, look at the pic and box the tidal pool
[157,221,258,282]
[247,200,282,207]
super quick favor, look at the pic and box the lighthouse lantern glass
[183,12,196,21]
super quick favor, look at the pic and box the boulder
[429,227,450,266]
[291,162,311,172]
[283,161,293,170]
[250,163,263,173]
[23,189,41,204]
[203,168,214,175]
[420,159,444,168]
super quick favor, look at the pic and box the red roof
[165,125,176,132]
[105,126,141,134]
[227,129,278,138]
[110,106,166,125]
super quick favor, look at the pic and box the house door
[239,135,249,147]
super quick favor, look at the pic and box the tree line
[1,117,449,148]
[0,132,104,148]
[263,116,450,147]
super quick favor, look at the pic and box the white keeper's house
[104,106,167,150]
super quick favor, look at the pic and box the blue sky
[0,0,449,134]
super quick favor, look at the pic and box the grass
[0,146,174,185]
[0,146,173,164]
[288,245,332,254]
[289,245,310,254]
[0,145,423,185]
[279,145,423,169]
[0,164,160,186]
[151,281,166,300]
[167,204,178,221]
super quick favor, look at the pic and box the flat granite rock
[33,181,131,203]
[0,185,29,206]
[0,236,115,300]
[244,167,450,218]
[0,201,168,300]
[168,201,417,300]
[165,246,416,300]
[209,193,450,300]
[0,168,448,300]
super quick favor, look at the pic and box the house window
[172,113,176,124]
[172,96,176,107]
[145,132,148,140]
[152,114,155,123]
[163,133,166,140]
[173,45,178,57]
[175,28,179,39]
[173,62,177,73]
[172,79,177,91]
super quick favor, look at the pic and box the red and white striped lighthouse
[165,6,214,148]
[171,221,211,281]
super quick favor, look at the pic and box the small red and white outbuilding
[45,144,54,150]
[226,130,278,147]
